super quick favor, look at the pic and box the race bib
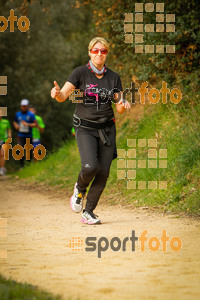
[19,121,29,133]
[33,138,40,143]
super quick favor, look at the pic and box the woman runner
[51,37,130,225]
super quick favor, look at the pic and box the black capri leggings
[75,123,116,212]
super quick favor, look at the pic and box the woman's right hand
[51,81,61,99]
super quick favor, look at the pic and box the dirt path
[0,178,200,300]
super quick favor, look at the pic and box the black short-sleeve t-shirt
[67,65,123,120]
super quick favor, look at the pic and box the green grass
[13,99,200,216]
[0,274,61,300]
[15,139,81,188]
[107,102,200,214]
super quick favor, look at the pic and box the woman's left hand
[116,99,131,114]
[121,100,131,110]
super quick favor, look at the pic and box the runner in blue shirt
[13,99,36,168]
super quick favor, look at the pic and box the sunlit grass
[0,274,62,300]
[14,102,200,215]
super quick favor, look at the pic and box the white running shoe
[0,168,5,176]
[81,210,101,225]
[70,182,85,213]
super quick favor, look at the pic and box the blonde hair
[88,37,110,53]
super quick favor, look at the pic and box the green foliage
[0,274,61,300]
[0,0,92,152]
[80,0,200,91]
[2,0,199,215]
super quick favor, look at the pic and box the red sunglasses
[90,48,108,55]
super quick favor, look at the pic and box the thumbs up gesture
[51,81,61,99]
